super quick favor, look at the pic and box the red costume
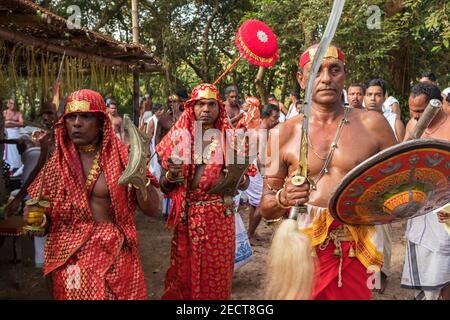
[157,84,255,299]
[29,89,158,300]
[236,96,261,129]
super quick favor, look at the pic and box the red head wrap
[64,89,107,116]
[299,45,345,69]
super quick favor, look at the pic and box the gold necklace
[78,144,97,153]
[85,149,102,189]
[194,137,220,164]
[310,107,350,189]
[308,136,328,160]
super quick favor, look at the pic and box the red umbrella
[214,19,278,85]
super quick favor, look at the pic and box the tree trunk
[266,68,276,96]
[131,0,139,44]
[280,67,289,104]
[255,66,268,105]
[131,0,140,126]
[390,40,410,97]
[201,0,219,83]
[0,105,7,205]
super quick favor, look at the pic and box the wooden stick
[213,55,243,85]
[407,99,442,140]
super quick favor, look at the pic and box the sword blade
[300,0,346,177]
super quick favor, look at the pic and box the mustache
[317,85,336,91]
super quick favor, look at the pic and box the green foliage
[3,0,449,116]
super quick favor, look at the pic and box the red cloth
[236,97,261,129]
[28,89,158,300]
[312,222,372,300]
[162,167,235,299]
[157,84,255,299]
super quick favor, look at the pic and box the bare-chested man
[106,99,124,140]
[3,98,24,171]
[224,85,243,127]
[260,45,397,300]
[347,83,365,109]
[401,82,450,300]
[268,94,288,122]
[24,89,161,300]
[365,79,405,142]
[247,103,280,245]
[155,91,187,147]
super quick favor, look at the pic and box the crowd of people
[1,43,449,300]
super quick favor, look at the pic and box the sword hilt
[289,174,309,220]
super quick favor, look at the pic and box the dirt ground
[0,204,414,300]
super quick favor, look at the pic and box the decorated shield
[329,139,450,225]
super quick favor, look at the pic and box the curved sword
[289,0,346,220]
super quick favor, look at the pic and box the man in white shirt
[284,90,300,121]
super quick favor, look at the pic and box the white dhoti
[401,212,450,299]
[241,170,263,207]
[3,127,22,170]
[380,224,392,276]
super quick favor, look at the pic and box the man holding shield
[157,83,255,300]
[260,44,397,299]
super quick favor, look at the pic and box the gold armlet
[275,188,291,209]
[239,175,248,187]
[39,214,48,229]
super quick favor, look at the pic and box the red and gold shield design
[329,139,450,225]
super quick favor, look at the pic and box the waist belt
[318,225,356,288]
[329,225,354,242]
[186,198,224,206]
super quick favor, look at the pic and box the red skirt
[162,202,235,300]
[51,222,147,300]
[313,240,372,300]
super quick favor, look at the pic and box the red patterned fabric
[157,84,255,299]
[162,166,235,299]
[28,89,158,300]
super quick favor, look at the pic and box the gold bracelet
[275,188,291,209]
[145,177,152,188]
[239,174,248,187]
[264,217,283,224]
[165,171,180,184]
[266,183,281,194]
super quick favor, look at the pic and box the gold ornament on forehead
[308,46,340,61]
[196,88,218,100]
[66,100,90,114]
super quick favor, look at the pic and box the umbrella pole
[213,54,243,85]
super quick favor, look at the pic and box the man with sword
[260,43,398,299]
